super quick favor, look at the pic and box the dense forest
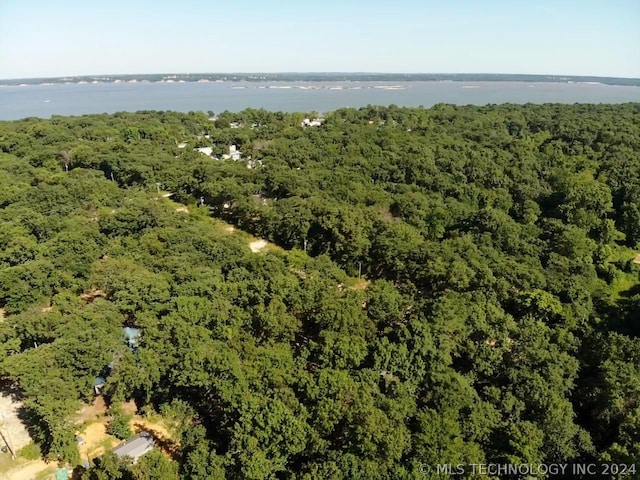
[0,103,639,479]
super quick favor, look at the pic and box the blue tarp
[55,469,69,480]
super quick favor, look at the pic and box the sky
[0,0,638,79]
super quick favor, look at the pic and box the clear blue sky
[1,0,638,79]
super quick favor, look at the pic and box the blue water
[1,81,639,120]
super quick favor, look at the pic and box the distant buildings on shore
[195,144,243,161]
[302,118,323,127]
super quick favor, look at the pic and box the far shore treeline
[0,104,639,478]
[2,72,640,86]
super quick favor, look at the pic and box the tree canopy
[1,104,639,478]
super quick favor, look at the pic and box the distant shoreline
[3,80,639,121]
[1,73,639,87]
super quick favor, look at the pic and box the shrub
[108,412,133,440]
[19,442,41,460]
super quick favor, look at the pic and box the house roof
[112,432,154,462]
[196,147,213,156]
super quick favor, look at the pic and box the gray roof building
[112,432,154,463]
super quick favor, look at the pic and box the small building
[302,118,323,128]
[112,432,155,463]
[94,362,113,395]
[94,376,106,395]
[196,147,213,156]
[222,145,242,160]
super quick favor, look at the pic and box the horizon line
[2,72,640,82]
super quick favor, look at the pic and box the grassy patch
[607,244,637,264]
[347,277,371,291]
[610,273,638,301]
[18,442,41,460]
[606,245,640,301]
[33,467,58,480]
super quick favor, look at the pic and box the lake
[1,81,639,120]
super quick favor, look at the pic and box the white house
[222,145,242,160]
[302,118,323,128]
[196,147,213,156]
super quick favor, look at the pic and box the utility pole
[0,413,16,460]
